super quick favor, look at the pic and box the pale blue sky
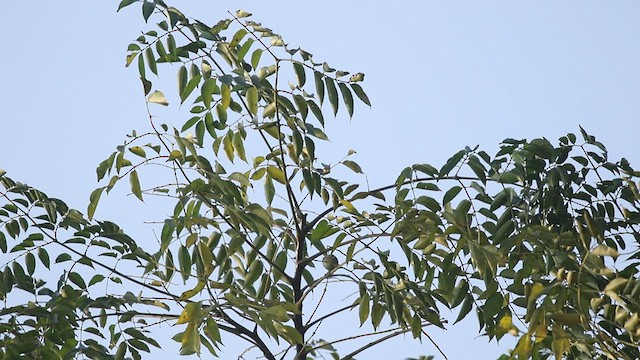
[2,2,639,359]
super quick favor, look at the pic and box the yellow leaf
[148,90,169,106]
[180,322,201,355]
[179,281,206,301]
[339,199,356,212]
[532,322,548,343]
[591,245,619,258]
[274,323,303,345]
[221,83,231,110]
[552,326,570,360]
[176,302,202,325]
[549,312,582,326]
[604,277,628,293]
[528,282,545,305]
[266,166,286,184]
[496,314,516,335]
[247,86,258,116]
[511,334,532,358]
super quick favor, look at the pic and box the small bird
[322,254,339,271]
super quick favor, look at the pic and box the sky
[1,1,640,359]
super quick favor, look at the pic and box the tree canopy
[1,2,640,359]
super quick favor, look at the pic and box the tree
[2,1,640,359]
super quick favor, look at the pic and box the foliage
[2,1,640,359]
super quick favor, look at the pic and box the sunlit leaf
[247,86,258,116]
[88,187,104,220]
[129,170,143,201]
[148,90,169,106]
[235,9,252,18]
[342,160,363,174]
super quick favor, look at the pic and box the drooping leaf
[181,75,201,103]
[247,86,258,116]
[342,160,363,174]
[293,62,306,87]
[177,66,187,97]
[314,71,324,104]
[145,47,157,75]
[142,1,155,22]
[351,83,371,106]
[325,77,338,116]
[88,187,104,220]
[338,83,354,117]
[129,170,143,201]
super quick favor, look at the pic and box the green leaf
[490,189,510,211]
[177,66,187,97]
[351,83,371,106]
[179,281,206,301]
[204,318,221,344]
[216,103,227,124]
[56,253,72,263]
[142,0,155,22]
[179,245,191,282]
[167,34,176,54]
[145,47,157,75]
[338,83,354,117]
[114,342,127,360]
[128,146,146,158]
[267,166,286,184]
[307,100,324,126]
[181,74,202,103]
[88,187,104,220]
[129,170,143,201]
[325,77,339,116]
[263,102,277,118]
[232,132,247,162]
[275,324,303,345]
[293,62,306,87]
[443,186,462,205]
[221,83,231,110]
[251,49,263,70]
[68,272,86,289]
[37,248,50,269]
[439,150,465,176]
[247,86,258,116]
[201,78,217,109]
[454,294,473,324]
[467,155,487,183]
[180,322,201,355]
[237,39,254,62]
[223,133,234,162]
[264,175,275,204]
[140,76,152,95]
[25,252,35,275]
[359,292,370,325]
[89,274,105,287]
[126,52,138,67]
[117,0,137,11]
[342,160,363,174]
[148,90,169,106]
[293,95,308,120]
[314,71,324,104]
